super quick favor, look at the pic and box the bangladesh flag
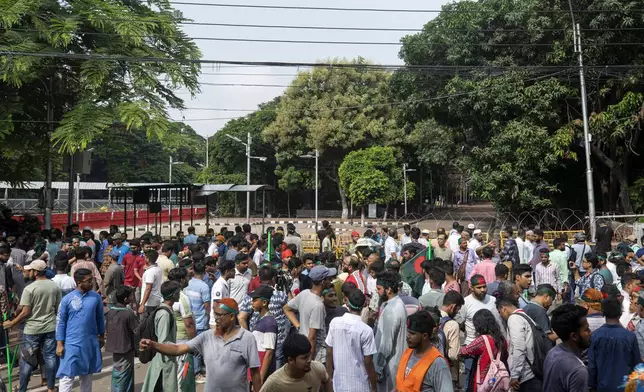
[400,245,432,298]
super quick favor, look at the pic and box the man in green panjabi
[141,281,180,391]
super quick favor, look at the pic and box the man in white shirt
[457,275,504,388]
[139,251,163,315]
[400,224,412,246]
[418,229,430,248]
[468,229,483,252]
[326,290,377,392]
[252,240,266,267]
[229,253,252,305]
[447,222,461,252]
[283,223,303,257]
[209,259,235,328]
[382,227,399,263]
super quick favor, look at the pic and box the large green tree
[263,57,401,217]
[1,0,200,182]
[393,0,644,213]
[339,146,415,218]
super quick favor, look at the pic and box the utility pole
[44,77,54,230]
[246,132,251,223]
[67,153,74,227]
[569,7,597,241]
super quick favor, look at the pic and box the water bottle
[488,377,496,386]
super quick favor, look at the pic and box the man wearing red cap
[345,232,361,255]
[141,298,262,392]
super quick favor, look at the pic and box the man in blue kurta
[56,268,105,392]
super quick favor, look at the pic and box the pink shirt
[469,259,497,285]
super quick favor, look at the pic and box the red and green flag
[400,245,432,298]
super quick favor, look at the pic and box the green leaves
[339,146,413,207]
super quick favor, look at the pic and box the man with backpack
[496,296,550,392]
[394,310,453,392]
[140,281,180,392]
[438,291,464,389]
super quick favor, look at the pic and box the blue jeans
[193,329,208,375]
[463,357,474,390]
[19,331,57,392]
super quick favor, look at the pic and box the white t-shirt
[458,294,503,345]
[141,264,163,307]
[253,249,264,266]
[209,277,230,326]
[52,274,76,294]
[384,237,399,262]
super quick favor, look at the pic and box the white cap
[467,224,476,230]
[421,229,430,235]
[473,229,482,235]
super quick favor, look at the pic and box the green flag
[400,245,432,298]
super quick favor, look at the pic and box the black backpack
[510,312,552,380]
[134,306,174,363]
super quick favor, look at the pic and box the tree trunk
[361,207,365,227]
[338,182,348,219]
[591,144,634,214]
[287,193,291,218]
[383,204,388,223]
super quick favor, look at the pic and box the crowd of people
[1,208,644,392]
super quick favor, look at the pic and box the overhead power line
[170,2,644,13]
[27,15,644,33]
[6,69,572,124]
[9,29,644,47]
[5,51,644,72]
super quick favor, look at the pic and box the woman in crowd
[458,309,509,392]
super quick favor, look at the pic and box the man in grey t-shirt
[140,297,261,392]
[284,265,337,363]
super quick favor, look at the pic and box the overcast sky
[168,0,450,137]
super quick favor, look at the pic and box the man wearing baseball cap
[4,259,61,392]
[284,265,337,364]
[345,231,361,255]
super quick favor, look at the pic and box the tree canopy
[392,0,644,213]
[263,57,402,217]
[1,0,200,182]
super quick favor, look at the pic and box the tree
[1,0,200,183]
[339,146,415,219]
[263,57,399,218]
[201,99,278,216]
[90,123,204,184]
[393,0,644,213]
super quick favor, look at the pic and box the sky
[168,0,450,137]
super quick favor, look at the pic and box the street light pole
[403,164,408,215]
[300,150,319,232]
[315,149,319,233]
[403,164,417,215]
[205,136,209,184]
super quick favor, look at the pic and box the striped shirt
[533,262,561,292]
[325,313,377,392]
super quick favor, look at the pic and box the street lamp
[403,163,416,215]
[300,149,319,232]
[169,156,184,202]
[225,133,266,222]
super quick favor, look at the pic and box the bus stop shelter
[109,183,276,236]
[196,184,276,232]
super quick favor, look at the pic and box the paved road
[11,349,206,392]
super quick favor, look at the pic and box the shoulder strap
[482,335,496,360]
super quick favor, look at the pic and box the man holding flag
[399,243,432,298]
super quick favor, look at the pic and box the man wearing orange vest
[394,310,454,392]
